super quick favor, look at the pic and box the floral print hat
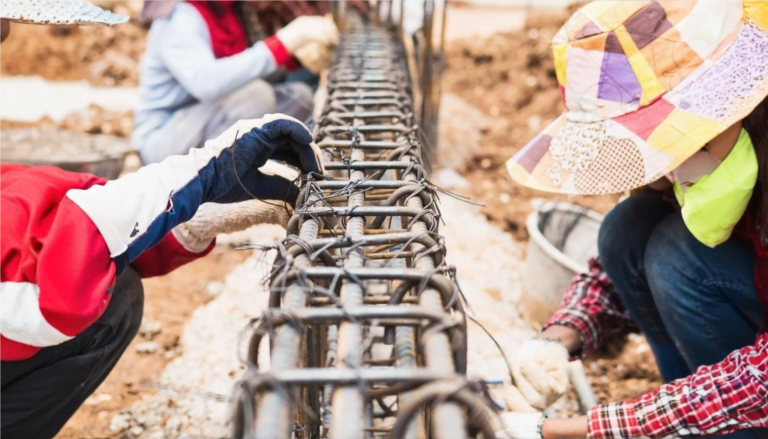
[0,0,128,26]
[507,1,768,195]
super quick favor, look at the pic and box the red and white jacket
[0,164,213,361]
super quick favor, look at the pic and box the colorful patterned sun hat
[507,1,768,195]
[0,0,128,26]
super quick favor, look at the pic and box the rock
[140,320,162,340]
[135,341,159,354]
[109,413,131,432]
[130,426,145,436]
[85,393,113,406]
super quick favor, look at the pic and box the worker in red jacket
[0,3,323,438]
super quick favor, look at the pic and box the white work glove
[276,15,339,54]
[496,412,547,439]
[294,41,334,75]
[512,339,571,410]
[172,200,291,252]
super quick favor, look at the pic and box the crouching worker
[0,5,324,439]
[134,0,338,164]
[497,2,768,439]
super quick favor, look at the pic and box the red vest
[187,1,247,59]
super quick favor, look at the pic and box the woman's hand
[513,338,571,409]
[512,325,581,410]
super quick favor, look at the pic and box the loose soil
[0,2,147,87]
[56,246,249,439]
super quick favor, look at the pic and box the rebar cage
[230,7,499,439]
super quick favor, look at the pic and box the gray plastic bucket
[519,199,604,326]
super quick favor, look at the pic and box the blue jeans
[598,191,763,439]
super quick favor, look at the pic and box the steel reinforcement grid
[231,19,499,439]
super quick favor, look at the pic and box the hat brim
[1,1,128,26]
[507,19,768,196]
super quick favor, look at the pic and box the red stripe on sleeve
[131,231,215,278]
[263,35,301,71]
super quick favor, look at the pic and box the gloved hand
[172,199,292,251]
[495,412,547,439]
[512,339,571,410]
[276,14,339,54]
[192,114,323,204]
[294,40,333,74]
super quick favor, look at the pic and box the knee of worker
[220,79,277,121]
[275,82,314,122]
[643,214,699,305]
[598,192,669,283]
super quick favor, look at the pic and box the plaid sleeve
[588,332,768,439]
[542,258,637,358]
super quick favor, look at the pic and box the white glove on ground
[294,41,334,74]
[276,15,339,54]
[512,339,571,410]
[172,200,291,252]
[496,412,547,439]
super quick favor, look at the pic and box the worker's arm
[515,331,768,438]
[584,331,768,438]
[157,4,337,102]
[541,257,637,358]
[509,258,637,410]
[67,116,319,275]
[0,116,320,361]
[156,3,288,102]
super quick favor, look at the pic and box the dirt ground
[0,5,661,433]
[0,3,146,87]
[56,246,248,439]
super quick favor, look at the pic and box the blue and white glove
[195,115,322,204]
[67,114,322,271]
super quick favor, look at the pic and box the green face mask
[673,129,758,248]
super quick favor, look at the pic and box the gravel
[118,225,285,438]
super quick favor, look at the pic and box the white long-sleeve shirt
[132,3,279,153]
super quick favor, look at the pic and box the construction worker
[498,2,768,439]
[0,2,323,438]
[133,0,339,164]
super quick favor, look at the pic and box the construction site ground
[0,4,660,437]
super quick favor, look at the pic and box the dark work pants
[598,192,764,439]
[1,267,144,439]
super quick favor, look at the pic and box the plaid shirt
[544,258,768,439]
[542,258,637,359]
